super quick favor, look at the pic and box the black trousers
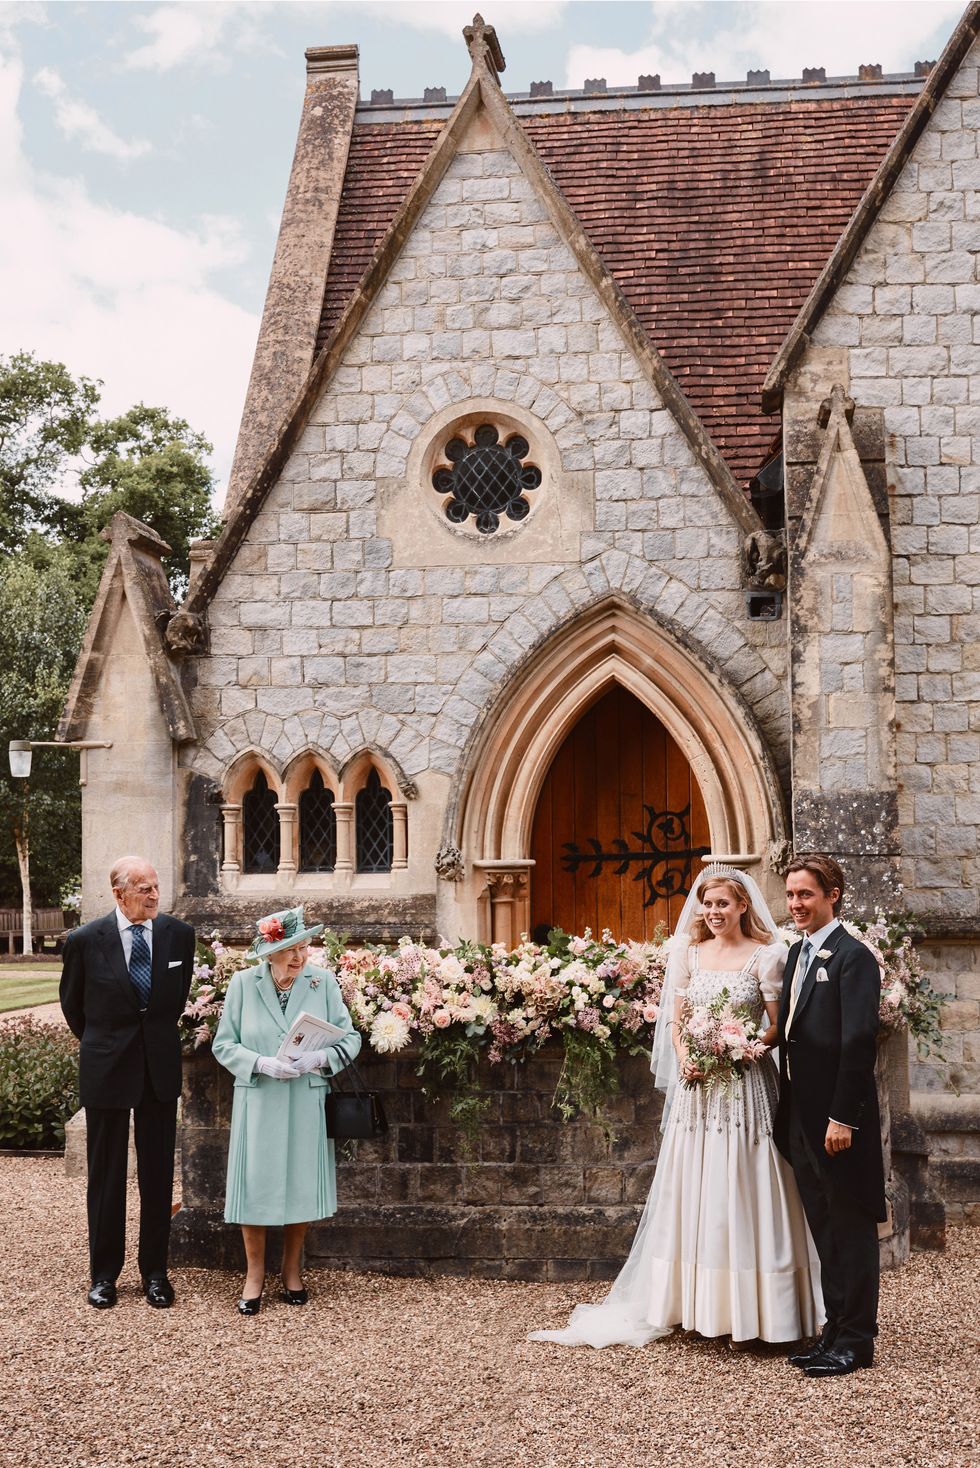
[85,1069,178,1284]
[788,1101,879,1356]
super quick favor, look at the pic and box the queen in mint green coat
[213,954,361,1227]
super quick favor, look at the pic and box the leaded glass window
[355,769,393,873]
[242,771,279,875]
[432,423,541,534]
[299,770,337,873]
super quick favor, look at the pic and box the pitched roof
[318,91,916,489]
[59,512,196,745]
[188,36,768,613]
[763,1,980,409]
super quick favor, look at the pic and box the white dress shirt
[115,906,154,965]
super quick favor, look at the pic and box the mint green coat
[212,961,361,1226]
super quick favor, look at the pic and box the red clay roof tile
[317,94,914,489]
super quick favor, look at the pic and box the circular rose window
[431,424,542,535]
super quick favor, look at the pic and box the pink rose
[642,1004,659,1023]
[433,1010,452,1028]
[392,1002,412,1021]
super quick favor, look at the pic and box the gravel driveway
[0,1155,976,1468]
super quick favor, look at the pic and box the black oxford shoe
[789,1330,837,1368]
[142,1275,175,1309]
[804,1346,873,1378]
[87,1280,117,1309]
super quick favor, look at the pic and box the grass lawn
[0,964,61,1014]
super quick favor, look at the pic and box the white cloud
[565,1,963,89]
[123,2,273,72]
[34,66,151,160]
[0,50,258,497]
[353,0,568,40]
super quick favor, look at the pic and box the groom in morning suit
[60,856,195,1309]
[773,853,885,1378]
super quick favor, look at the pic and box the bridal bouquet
[678,987,769,1091]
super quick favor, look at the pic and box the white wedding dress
[530,942,823,1348]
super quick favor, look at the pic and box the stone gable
[189,115,788,833]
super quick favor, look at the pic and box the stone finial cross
[464,13,506,77]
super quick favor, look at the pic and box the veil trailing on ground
[650,864,781,1128]
[528,863,786,1349]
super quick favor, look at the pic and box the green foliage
[0,549,88,905]
[0,353,220,597]
[416,1027,490,1152]
[0,1016,79,1149]
[553,1026,620,1134]
[0,351,99,552]
[0,352,221,903]
[59,403,221,598]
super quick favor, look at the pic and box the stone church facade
[61,9,980,1210]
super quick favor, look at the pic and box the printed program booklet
[275,1011,349,1061]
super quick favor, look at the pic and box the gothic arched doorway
[529,685,710,941]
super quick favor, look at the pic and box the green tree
[0,351,99,552]
[0,353,222,922]
[0,354,221,597]
[0,550,89,945]
[59,403,221,598]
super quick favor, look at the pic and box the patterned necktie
[129,924,152,1008]
[793,938,813,1004]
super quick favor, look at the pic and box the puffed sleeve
[757,942,789,1003]
[673,942,693,998]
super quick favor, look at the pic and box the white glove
[255,1056,301,1081]
[287,1050,329,1075]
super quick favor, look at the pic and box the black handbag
[325,1043,388,1140]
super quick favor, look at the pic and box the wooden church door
[529,685,711,942]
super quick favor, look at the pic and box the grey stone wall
[802,38,980,931]
[183,122,789,930]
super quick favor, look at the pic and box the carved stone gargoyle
[742,528,787,591]
[165,610,208,657]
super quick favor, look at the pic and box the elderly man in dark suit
[774,853,885,1378]
[60,856,195,1309]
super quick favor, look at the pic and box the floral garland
[180,914,946,1131]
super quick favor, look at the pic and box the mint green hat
[249,905,324,958]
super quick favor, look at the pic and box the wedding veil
[650,864,781,1127]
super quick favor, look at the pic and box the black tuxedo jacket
[60,911,196,1108]
[773,923,886,1222]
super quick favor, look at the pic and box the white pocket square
[815,967,830,982]
[168,959,183,968]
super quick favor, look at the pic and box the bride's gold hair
[689,877,773,944]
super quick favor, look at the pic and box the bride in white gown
[530,865,823,1348]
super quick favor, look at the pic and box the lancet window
[299,769,337,873]
[355,768,394,873]
[241,770,280,875]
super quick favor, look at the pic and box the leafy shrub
[0,1016,79,1149]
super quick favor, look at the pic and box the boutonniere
[817,948,832,960]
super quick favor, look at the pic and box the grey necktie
[793,938,813,1004]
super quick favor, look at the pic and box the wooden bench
[0,908,79,955]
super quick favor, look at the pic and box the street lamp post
[6,738,113,954]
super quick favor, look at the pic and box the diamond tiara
[699,863,746,885]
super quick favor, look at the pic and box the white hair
[109,855,155,892]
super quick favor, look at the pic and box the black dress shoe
[279,1284,308,1305]
[87,1280,117,1309]
[804,1346,873,1378]
[142,1276,175,1308]
[789,1330,837,1368]
[237,1295,262,1316]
